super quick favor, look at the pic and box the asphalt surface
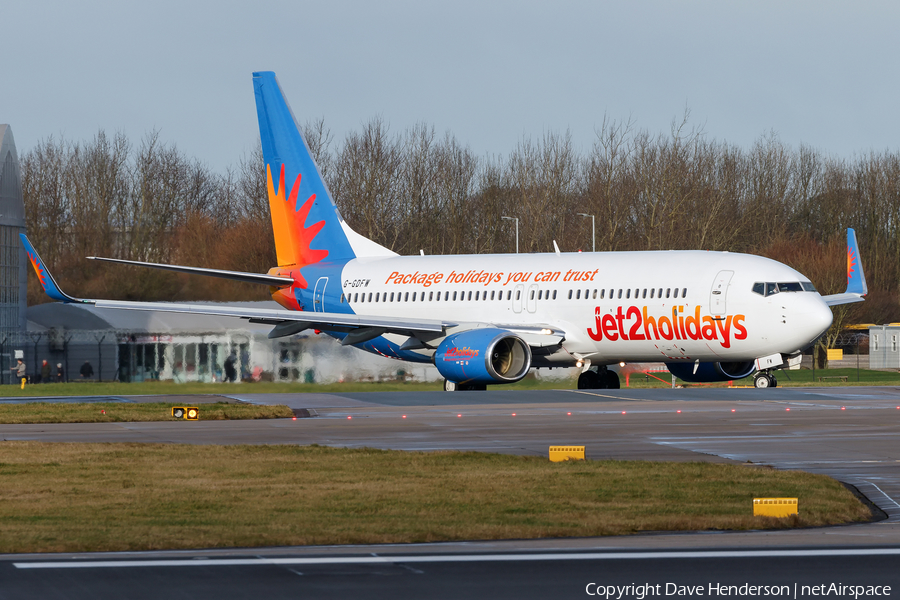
[1,386,899,599]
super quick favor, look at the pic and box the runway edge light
[549,446,585,462]
[186,407,200,420]
[171,407,185,419]
[753,498,798,518]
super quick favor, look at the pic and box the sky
[3,1,899,173]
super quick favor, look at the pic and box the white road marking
[14,548,900,569]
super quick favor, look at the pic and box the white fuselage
[331,249,833,367]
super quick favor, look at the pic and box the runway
[2,386,900,598]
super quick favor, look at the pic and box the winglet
[19,234,82,303]
[846,228,867,296]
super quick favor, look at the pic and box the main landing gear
[443,379,487,391]
[577,367,620,390]
[753,371,778,388]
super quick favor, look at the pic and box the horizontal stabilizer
[87,256,293,287]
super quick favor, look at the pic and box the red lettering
[602,314,618,341]
[685,305,701,340]
[716,316,734,349]
[658,316,674,340]
[643,306,659,339]
[733,315,747,340]
[627,306,645,340]
[587,308,603,341]
[615,306,628,340]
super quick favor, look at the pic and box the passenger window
[531,290,536,300]
[600,289,605,299]
[626,289,631,299]
[618,289,622,299]
[666,289,670,298]
[682,288,687,297]
[340,294,345,303]
[650,289,654,299]
[642,289,647,299]
[376,293,380,302]
[475,291,480,301]
[404,292,409,302]
[752,282,765,296]
[453,291,457,301]
[467,291,472,301]
[593,289,597,300]
[552,290,557,300]
[507,291,512,300]
[568,290,573,299]
[576,289,581,300]
[516,290,521,300]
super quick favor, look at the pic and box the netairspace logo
[584,582,892,599]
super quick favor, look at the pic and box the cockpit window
[753,281,817,297]
[777,282,803,293]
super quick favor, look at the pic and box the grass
[0,442,873,553]
[623,367,900,388]
[3,367,899,397]
[0,402,292,424]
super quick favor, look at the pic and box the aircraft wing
[22,234,568,347]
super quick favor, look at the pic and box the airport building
[868,325,900,369]
[0,126,28,337]
[19,301,436,384]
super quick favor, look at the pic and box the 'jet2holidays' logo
[587,305,747,349]
[444,346,479,361]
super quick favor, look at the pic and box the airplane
[21,71,867,391]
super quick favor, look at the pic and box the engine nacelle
[666,361,756,383]
[435,328,532,385]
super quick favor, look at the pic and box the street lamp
[577,213,595,253]
[501,216,519,254]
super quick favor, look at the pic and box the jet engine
[666,361,756,383]
[434,328,532,385]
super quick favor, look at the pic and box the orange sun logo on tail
[847,247,857,282]
[266,164,329,290]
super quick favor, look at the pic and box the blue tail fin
[846,228,867,296]
[253,71,393,268]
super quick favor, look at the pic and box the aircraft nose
[805,297,833,340]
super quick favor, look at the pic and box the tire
[605,370,620,389]
[443,379,458,392]
[753,373,771,388]
[577,370,599,389]
[769,375,777,388]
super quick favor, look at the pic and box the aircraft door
[512,284,524,314]
[526,284,538,313]
[709,270,733,317]
[313,277,328,313]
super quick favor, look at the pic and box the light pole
[501,216,519,253]
[577,213,595,253]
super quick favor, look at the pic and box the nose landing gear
[577,366,620,390]
[753,371,778,388]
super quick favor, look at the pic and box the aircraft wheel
[769,375,778,388]
[577,370,599,389]
[443,379,458,392]
[605,371,620,389]
[753,373,772,388]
